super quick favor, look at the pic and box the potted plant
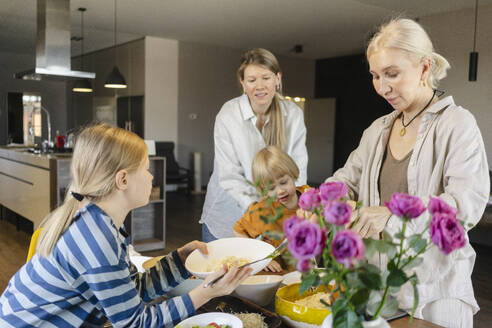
[263,181,467,328]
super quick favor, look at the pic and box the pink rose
[283,215,302,240]
[287,221,326,261]
[430,213,466,255]
[428,196,458,216]
[386,193,426,219]
[297,259,311,272]
[298,188,321,211]
[323,201,352,226]
[331,230,365,268]
[319,181,348,202]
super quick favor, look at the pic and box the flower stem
[373,284,390,319]
[396,221,407,267]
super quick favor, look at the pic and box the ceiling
[0,0,490,60]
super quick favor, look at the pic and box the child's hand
[189,264,252,309]
[264,259,282,273]
[177,240,208,263]
[296,208,318,223]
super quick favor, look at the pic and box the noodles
[233,312,267,328]
[205,256,250,272]
[294,292,332,309]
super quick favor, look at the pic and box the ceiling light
[105,0,127,89]
[73,7,93,93]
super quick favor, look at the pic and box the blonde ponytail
[429,52,450,88]
[37,194,80,256]
[263,93,285,149]
[36,123,147,257]
[367,18,450,89]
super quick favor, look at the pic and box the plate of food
[198,295,282,328]
[175,312,242,328]
[185,238,275,279]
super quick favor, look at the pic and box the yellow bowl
[275,283,332,326]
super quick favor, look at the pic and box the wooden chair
[26,228,42,262]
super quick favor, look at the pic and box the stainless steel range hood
[14,0,95,81]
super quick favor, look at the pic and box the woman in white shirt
[201,48,308,241]
[326,19,489,327]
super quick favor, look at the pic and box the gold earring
[422,80,426,87]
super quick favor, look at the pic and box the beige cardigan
[327,96,489,315]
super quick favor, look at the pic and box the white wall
[144,37,179,144]
[420,5,492,166]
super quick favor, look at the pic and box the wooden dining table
[274,316,441,328]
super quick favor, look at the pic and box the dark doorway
[117,96,144,138]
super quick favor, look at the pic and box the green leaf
[386,244,397,259]
[409,235,427,253]
[394,232,404,239]
[363,238,377,259]
[387,269,408,287]
[265,197,273,208]
[387,258,397,271]
[332,297,348,317]
[388,286,401,296]
[467,223,474,228]
[299,274,317,295]
[364,263,381,274]
[380,296,399,317]
[358,269,382,290]
[262,230,284,241]
[333,307,363,328]
[355,200,363,210]
[350,288,370,307]
[375,240,391,253]
[405,256,423,270]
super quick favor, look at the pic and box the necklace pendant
[400,127,406,137]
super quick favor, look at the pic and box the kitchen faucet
[40,106,53,148]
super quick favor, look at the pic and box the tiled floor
[1,192,491,327]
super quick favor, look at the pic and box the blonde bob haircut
[252,146,299,190]
[238,48,285,150]
[367,18,450,89]
[36,123,148,257]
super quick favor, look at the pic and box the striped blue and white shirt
[0,204,195,327]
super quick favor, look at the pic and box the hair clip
[71,191,84,201]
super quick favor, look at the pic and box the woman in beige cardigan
[326,18,489,327]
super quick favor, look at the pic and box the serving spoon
[203,238,289,288]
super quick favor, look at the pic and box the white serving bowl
[176,312,243,328]
[281,271,302,286]
[185,237,275,279]
[233,274,283,306]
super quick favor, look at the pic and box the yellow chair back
[26,228,43,262]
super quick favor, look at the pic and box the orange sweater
[233,185,310,248]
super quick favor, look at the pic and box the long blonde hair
[252,146,299,191]
[37,123,148,257]
[238,48,285,150]
[367,18,450,89]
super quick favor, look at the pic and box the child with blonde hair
[233,146,310,272]
[0,123,251,328]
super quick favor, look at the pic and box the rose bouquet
[274,182,467,328]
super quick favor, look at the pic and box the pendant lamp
[469,0,479,81]
[73,8,93,93]
[105,0,127,88]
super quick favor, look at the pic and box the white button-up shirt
[327,96,489,316]
[201,94,308,238]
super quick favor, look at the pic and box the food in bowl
[294,291,332,309]
[233,312,267,328]
[175,312,242,328]
[275,283,333,327]
[185,238,275,279]
[206,256,251,272]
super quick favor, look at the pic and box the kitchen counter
[0,146,72,228]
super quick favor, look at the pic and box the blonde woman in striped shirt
[0,123,251,328]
